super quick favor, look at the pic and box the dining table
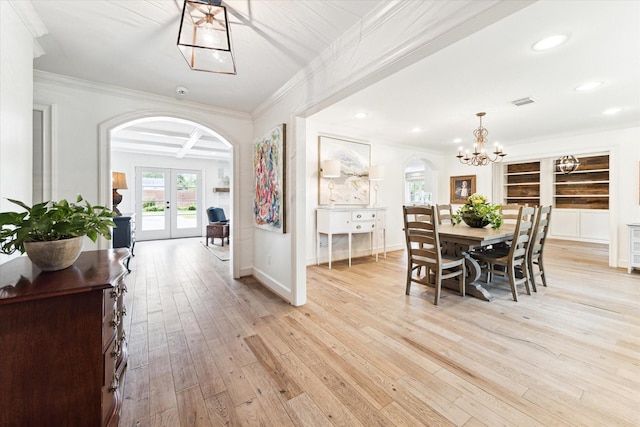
[437,223,516,301]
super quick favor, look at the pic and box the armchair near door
[206,207,229,247]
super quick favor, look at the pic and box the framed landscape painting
[253,124,286,233]
[450,175,476,204]
[318,136,370,205]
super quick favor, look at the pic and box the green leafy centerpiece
[0,195,115,271]
[452,193,503,229]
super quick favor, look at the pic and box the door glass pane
[141,171,166,231]
[176,172,197,229]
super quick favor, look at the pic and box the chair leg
[539,258,547,287]
[528,257,538,292]
[508,264,519,302]
[433,270,441,305]
[522,264,532,295]
[405,261,413,295]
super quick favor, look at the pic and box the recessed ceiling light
[354,112,368,119]
[411,127,423,133]
[575,81,603,91]
[602,107,622,115]
[532,34,568,51]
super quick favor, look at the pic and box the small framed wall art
[450,175,476,204]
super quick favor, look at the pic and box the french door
[135,167,202,241]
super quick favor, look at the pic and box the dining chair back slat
[436,204,453,225]
[500,204,524,225]
[403,205,465,305]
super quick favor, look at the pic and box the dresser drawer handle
[111,311,121,329]
[356,225,361,229]
[109,373,120,393]
[111,340,122,359]
[371,224,375,228]
[356,214,362,218]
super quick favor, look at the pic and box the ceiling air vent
[512,97,536,107]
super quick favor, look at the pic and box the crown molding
[9,1,47,38]
[33,70,252,122]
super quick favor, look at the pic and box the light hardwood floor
[120,238,639,426]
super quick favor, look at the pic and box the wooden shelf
[554,154,609,209]
[504,161,540,205]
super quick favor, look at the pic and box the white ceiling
[30,1,640,158]
[310,0,640,152]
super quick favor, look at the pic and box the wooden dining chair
[402,205,465,305]
[436,204,453,225]
[499,204,524,224]
[528,205,552,292]
[471,206,536,301]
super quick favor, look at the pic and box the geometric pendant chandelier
[556,155,580,174]
[177,0,236,74]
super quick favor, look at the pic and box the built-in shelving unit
[504,161,540,206]
[554,154,609,209]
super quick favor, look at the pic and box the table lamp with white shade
[369,164,384,207]
[321,159,341,207]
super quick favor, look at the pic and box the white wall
[0,2,42,264]
[33,72,253,275]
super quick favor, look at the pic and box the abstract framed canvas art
[253,124,286,233]
[318,136,370,205]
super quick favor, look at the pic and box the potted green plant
[451,193,503,229]
[0,195,115,271]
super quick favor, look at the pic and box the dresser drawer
[101,340,118,426]
[351,210,376,221]
[102,289,118,348]
[351,220,375,233]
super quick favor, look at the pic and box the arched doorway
[98,112,239,278]
[403,157,440,205]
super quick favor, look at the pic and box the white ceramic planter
[24,236,84,271]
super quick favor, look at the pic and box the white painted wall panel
[0,3,37,265]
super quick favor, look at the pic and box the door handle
[166,200,170,210]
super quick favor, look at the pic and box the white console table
[316,207,386,269]
[629,223,640,273]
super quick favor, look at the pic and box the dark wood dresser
[0,249,130,427]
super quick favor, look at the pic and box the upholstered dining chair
[528,205,552,292]
[436,204,453,225]
[471,206,537,302]
[402,205,465,305]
